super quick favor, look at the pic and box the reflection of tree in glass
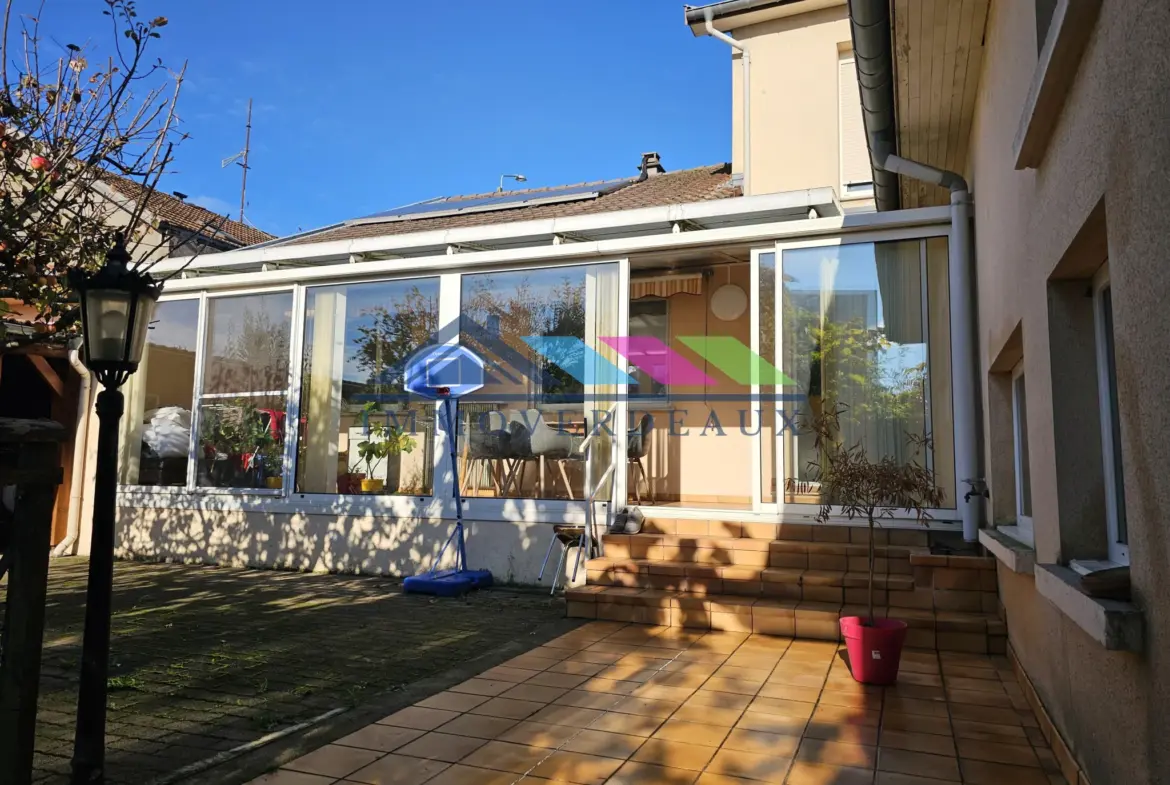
[812,318,926,423]
[352,287,439,396]
[462,275,585,399]
[785,294,928,479]
[210,309,291,393]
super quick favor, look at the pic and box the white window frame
[192,286,299,496]
[119,293,203,494]
[1093,262,1128,565]
[1011,360,1034,540]
[837,53,875,203]
[767,225,958,522]
[292,274,444,502]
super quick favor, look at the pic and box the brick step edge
[585,565,916,604]
[635,521,931,547]
[565,586,1006,654]
[602,533,927,559]
[587,561,916,588]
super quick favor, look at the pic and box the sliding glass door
[760,235,957,516]
[453,260,627,515]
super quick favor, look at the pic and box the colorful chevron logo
[520,335,797,387]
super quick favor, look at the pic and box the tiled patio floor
[253,622,1065,785]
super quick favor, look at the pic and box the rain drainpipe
[54,344,92,556]
[701,9,751,195]
[875,152,981,542]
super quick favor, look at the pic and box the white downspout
[878,153,981,542]
[703,10,750,195]
[53,346,92,557]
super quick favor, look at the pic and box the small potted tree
[352,404,418,493]
[793,405,943,685]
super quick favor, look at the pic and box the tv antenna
[221,98,252,223]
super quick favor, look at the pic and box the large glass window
[295,278,439,496]
[1012,362,1033,535]
[759,251,777,504]
[781,239,955,508]
[195,292,293,490]
[120,299,200,486]
[458,263,620,501]
[1094,263,1127,564]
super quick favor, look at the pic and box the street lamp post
[67,233,160,785]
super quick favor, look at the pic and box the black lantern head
[68,233,161,387]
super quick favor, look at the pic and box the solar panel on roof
[355,177,638,223]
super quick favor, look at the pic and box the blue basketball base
[403,568,494,597]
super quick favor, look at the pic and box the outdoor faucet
[962,477,989,503]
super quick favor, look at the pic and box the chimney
[639,152,666,178]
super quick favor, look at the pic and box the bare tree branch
[0,0,182,351]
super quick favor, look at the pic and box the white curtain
[301,289,347,492]
[585,263,620,499]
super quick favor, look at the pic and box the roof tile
[279,163,737,247]
[102,175,275,247]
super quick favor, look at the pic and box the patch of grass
[107,675,145,692]
[250,711,287,732]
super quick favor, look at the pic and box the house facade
[111,0,970,587]
[93,1,1170,781]
[837,0,1169,782]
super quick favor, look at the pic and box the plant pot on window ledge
[360,478,384,493]
[338,472,364,494]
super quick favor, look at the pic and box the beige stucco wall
[635,262,756,505]
[115,507,580,587]
[968,0,1170,782]
[729,4,858,200]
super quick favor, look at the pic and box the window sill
[1012,0,1103,169]
[979,527,1035,574]
[1034,563,1143,651]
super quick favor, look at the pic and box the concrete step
[584,558,916,604]
[565,585,1006,654]
[599,533,921,574]
[638,519,931,548]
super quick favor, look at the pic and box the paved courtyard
[14,558,570,784]
[259,622,1068,785]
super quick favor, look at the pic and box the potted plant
[381,423,417,494]
[354,433,389,494]
[792,405,943,685]
[351,403,418,494]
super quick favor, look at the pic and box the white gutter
[54,346,92,557]
[877,153,981,542]
[702,9,751,195]
[159,205,952,294]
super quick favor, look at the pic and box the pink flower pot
[840,616,909,685]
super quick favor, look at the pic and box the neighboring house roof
[276,162,739,248]
[101,175,275,247]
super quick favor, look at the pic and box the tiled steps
[566,519,1005,653]
[564,588,1007,654]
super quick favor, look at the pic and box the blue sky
[41,0,732,237]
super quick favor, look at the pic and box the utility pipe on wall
[876,153,981,542]
[702,10,751,195]
[54,346,92,557]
